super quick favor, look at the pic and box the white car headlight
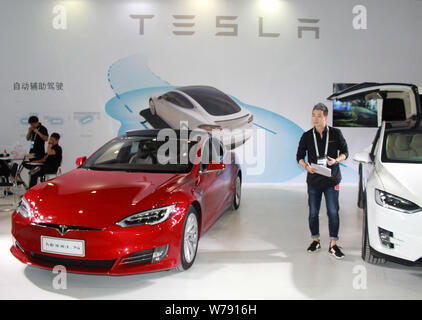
[116,204,177,227]
[375,189,421,214]
[16,197,31,218]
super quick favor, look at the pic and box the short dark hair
[50,132,60,140]
[28,116,39,124]
[313,103,329,116]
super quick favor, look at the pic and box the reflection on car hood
[377,163,422,207]
[25,168,189,229]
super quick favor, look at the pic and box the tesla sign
[130,15,322,39]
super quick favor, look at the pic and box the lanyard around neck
[313,126,329,158]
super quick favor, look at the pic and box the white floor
[1,185,422,300]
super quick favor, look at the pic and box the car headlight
[116,204,177,227]
[375,189,421,214]
[16,197,31,218]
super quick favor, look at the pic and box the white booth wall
[1,0,422,184]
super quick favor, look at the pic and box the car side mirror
[200,162,226,174]
[353,152,372,164]
[76,156,87,166]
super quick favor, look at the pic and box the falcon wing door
[328,82,421,125]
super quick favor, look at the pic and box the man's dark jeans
[307,185,340,241]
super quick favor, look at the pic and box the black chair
[0,178,18,211]
[40,166,62,183]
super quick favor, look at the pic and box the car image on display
[149,86,254,148]
[10,129,242,275]
[330,82,422,265]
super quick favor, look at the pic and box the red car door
[209,137,233,216]
[199,137,233,231]
[197,137,228,231]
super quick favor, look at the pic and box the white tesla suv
[355,121,422,265]
[149,86,254,148]
[331,82,422,265]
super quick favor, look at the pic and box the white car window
[178,86,241,116]
[165,92,194,109]
[383,130,422,163]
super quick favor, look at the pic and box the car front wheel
[232,174,241,210]
[177,206,199,271]
[361,193,386,264]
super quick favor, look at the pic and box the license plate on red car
[41,236,85,257]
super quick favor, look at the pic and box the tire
[177,206,199,271]
[357,163,364,209]
[231,174,241,210]
[361,193,386,264]
[149,99,156,115]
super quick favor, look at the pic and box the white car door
[354,122,385,208]
[328,82,421,125]
[363,123,385,192]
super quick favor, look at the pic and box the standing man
[296,103,348,259]
[29,133,62,188]
[26,116,48,160]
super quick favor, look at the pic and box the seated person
[29,133,62,188]
[129,141,156,165]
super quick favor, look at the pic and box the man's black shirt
[296,126,348,189]
[30,123,48,159]
[45,144,62,171]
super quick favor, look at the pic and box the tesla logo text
[51,4,369,33]
[130,15,321,39]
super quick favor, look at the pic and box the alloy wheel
[183,213,198,264]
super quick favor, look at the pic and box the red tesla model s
[10,129,242,275]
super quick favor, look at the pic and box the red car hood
[25,168,190,229]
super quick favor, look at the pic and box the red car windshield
[82,136,199,173]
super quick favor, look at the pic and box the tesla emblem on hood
[57,225,69,236]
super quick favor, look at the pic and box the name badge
[317,158,327,168]
[30,140,34,149]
